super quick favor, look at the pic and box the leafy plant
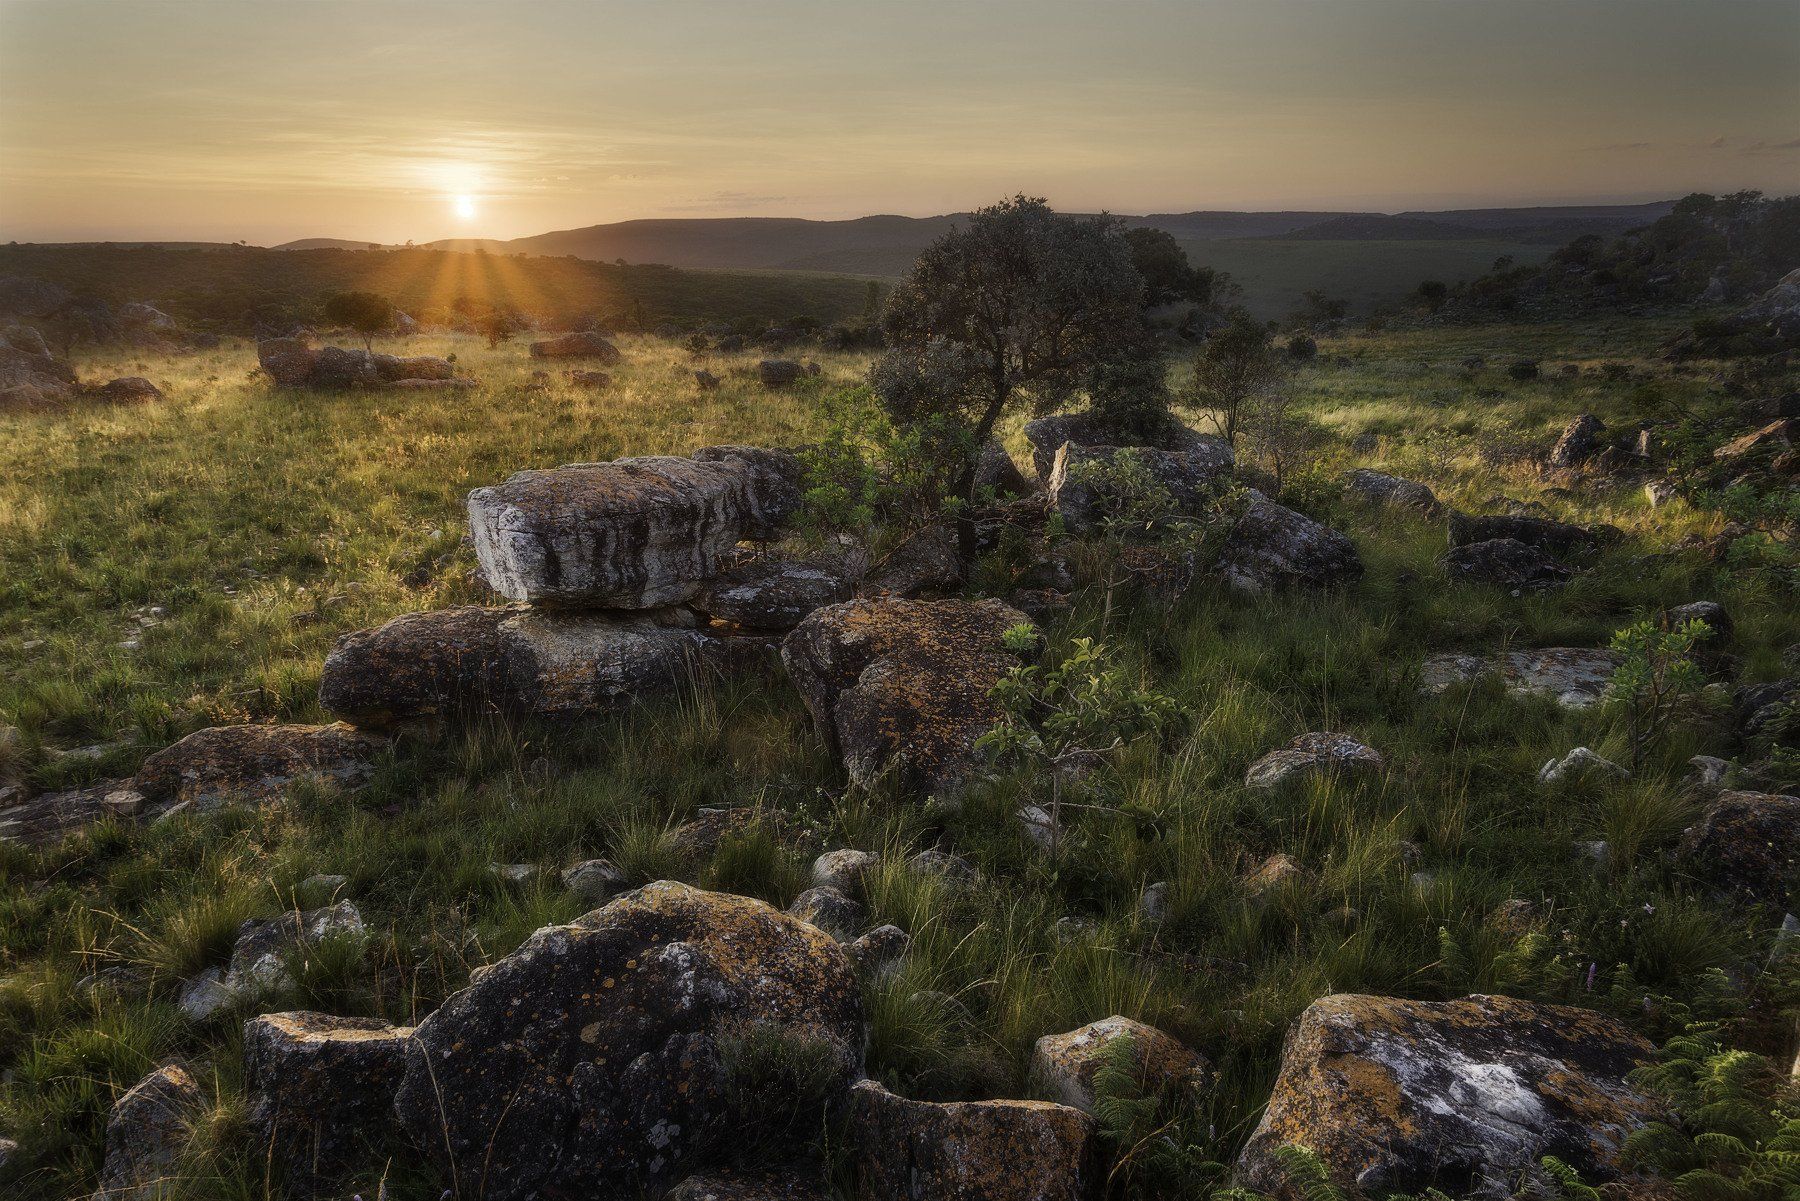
[1607,617,1713,771]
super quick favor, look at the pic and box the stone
[1017,803,1058,851]
[319,605,762,728]
[1213,492,1363,592]
[489,862,540,883]
[1245,852,1310,894]
[1688,755,1730,788]
[695,369,721,390]
[1244,732,1383,790]
[697,558,851,631]
[0,781,127,846]
[1,322,49,357]
[786,886,866,939]
[566,369,612,388]
[94,376,162,403]
[1441,538,1576,590]
[1735,678,1799,743]
[906,848,977,885]
[530,331,622,362]
[227,901,365,991]
[862,524,964,598]
[669,806,802,860]
[1343,468,1441,515]
[667,1170,831,1200]
[1714,418,1794,463]
[1448,511,1607,556]
[782,598,1031,797]
[1547,413,1608,468]
[0,335,77,402]
[562,858,629,903]
[1660,600,1732,639]
[1045,440,1236,534]
[1538,747,1629,785]
[758,359,803,387]
[97,1065,203,1201]
[393,882,864,1201]
[177,968,234,1022]
[1031,1016,1210,1113]
[975,438,1031,496]
[1488,899,1543,936]
[1139,881,1172,923]
[1420,648,1623,709]
[688,445,805,540]
[1023,411,1219,480]
[811,848,879,896]
[134,723,384,812]
[370,353,455,382]
[1678,791,1800,908]
[257,337,318,386]
[1236,993,1664,1199]
[847,925,910,975]
[243,1012,413,1197]
[850,1080,1099,1201]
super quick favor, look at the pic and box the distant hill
[271,238,393,251]
[1276,215,1489,241]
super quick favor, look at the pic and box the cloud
[663,190,793,211]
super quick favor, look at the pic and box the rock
[97,1065,203,1200]
[94,376,162,403]
[0,275,72,317]
[1245,852,1310,894]
[227,901,365,991]
[862,524,964,598]
[489,862,540,883]
[0,1136,15,1172]
[1343,469,1440,515]
[1678,791,1800,907]
[309,345,383,388]
[1139,881,1172,923]
[1236,993,1663,1199]
[1448,512,1606,556]
[1045,440,1236,535]
[0,322,49,357]
[1644,478,1679,507]
[1421,648,1623,709]
[695,369,721,390]
[1017,803,1058,851]
[177,968,234,1022]
[781,598,1031,797]
[1441,537,1576,590]
[1213,492,1363,593]
[688,445,805,540]
[1244,732,1383,790]
[1508,358,1540,381]
[1660,600,1732,639]
[1488,899,1543,936]
[566,369,612,388]
[468,455,784,607]
[786,886,866,939]
[697,558,851,631]
[1023,411,1218,480]
[530,331,622,362]
[847,925,910,975]
[243,1012,413,1197]
[850,1080,1099,1201]
[319,605,760,727]
[666,1169,830,1200]
[0,780,130,846]
[370,353,455,382]
[1547,414,1608,468]
[1538,747,1629,784]
[670,806,802,860]
[258,337,318,385]
[562,858,629,903]
[392,882,864,1201]
[1735,678,1799,743]
[118,302,178,332]
[1688,755,1730,788]
[0,335,76,403]
[811,848,880,896]
[906,848,977,885]
[134,723,384,812]
[102,789,146,817]
[976,438,1031,496]
[1031,1016,1210,1113]
[759,359,803,387]
[1715,418,1794,462]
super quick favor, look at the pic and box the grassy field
[0,319,1795,1198]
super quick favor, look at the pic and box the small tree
[323,291,394,352]
[1607,618,1713,771]
[1189,311,1284,447]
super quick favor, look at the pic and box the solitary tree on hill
[323,291,395,352]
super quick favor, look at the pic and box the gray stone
[1538,747,1629,785]
[786,885,866,940]
[97,1065,202,1200]
[1213,491,1363,593]
[562,858,629,903]
[811,848,879,896]
[1421,648,1623,709]
[1343,469,1441,515]
[1245,732,1383,790]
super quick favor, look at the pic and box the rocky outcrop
[1677,790,1800,908]
[1442,537,1576,590]
[697,558,851,630]
[1031,1016,1210,1114]
[133,723,384,812]
[1046,441,1236,534]
[1714,417,1794,463]
[1343,469,1440,515]
[256,339,468,389]
[782,598,1031,796]
[392,882,864,1201]
[850,1080,1099,1201]
[319,605,764,727]
[529,331,622,362]
[0,333,77,407]
[1547,414,1608,468]
[1237,993,1663,1199]
[1213,492,1363,592]
[1421,648,1623,709]
[1244,732,1383,790]
[243,1012,413,1198]
[862,525,963,598]
[689,445,805,540]
[1448,512,1608,557]
[97,1065,202,1200]
[1023,412,1218,480]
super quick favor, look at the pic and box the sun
[452,193,477,221]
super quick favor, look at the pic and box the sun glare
[452,193,477,221]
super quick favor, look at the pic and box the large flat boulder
[1237,993,1663,1199]
[689,445,804,540]
[1343,468,1441,515]
[319,605,763,728]
[134,723,385,812]
[1213,492,1363,592]
[782,598,1030,797]
[1244,732,1383,790]
[1045,441,1236,535]
[392,882,864,1201]
[1421,648,1622,709]
[529,330,622,361]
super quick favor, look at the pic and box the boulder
[371,353,454,382]
[0,780,132,846]
[1448,512,1608,556]
[1421,648,1623,709]
[1538,747,1629,785]
[94,376,162,403]
[1046,441,1236,535]
[667,1170,831,1200]
[811,848,880,895]
[1244,732,1383,790]
[1031,1016,1210,1114]
[906,848,977,885]
[97,1065,203,1201]
[695,369,721,390]
[1023,412,1218,480]
[226,901,365,991]
[669,806,804,861]
[1246,852,1310,894]
[786,886,866,939]
[134,723,384,812]
[1236,993,1663,1199]
[1,322,50,357]
[392,882,864,1201]
[0,336,77,403]
[1441,537,1576,590]
[1343,469,1440,515]
[1677,790,1800,907]
[850,1080,1099,1201]
[697,558,850,630]
[781,598,1030,796]
[759,359,804,387]
[319,605,760,728]
[1660,600,1732,639]
[1715,418,1794,462]
[257,337,318,386]
[847,924,910,975]
[1547,413,1608,468]
[975,438,1031,496]
[530,331,622,362]
[1735,678,1798,743]
[1213,492,1362,593]
[862,524,964,598]
[309,345,383,388]
[562,858,629,903]
[566,369,612,389]
[689,445,805,540]
[243,1012,413,1197]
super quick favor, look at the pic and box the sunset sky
[2,0,1797,245]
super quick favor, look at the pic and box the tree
[1123,226,1221,307]
[1417,279,1448,312]
[872,194,1144,558]
[1189,310,1284,447]
[1290,289,1348,329]
[322,291,395,352]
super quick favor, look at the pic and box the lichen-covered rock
[697,558,851,630]
[812,848,880,895]
[94,376,162,403]
[134,723,384,811]
[1213,492,1362,592]
[1736,677,1798,743]
[227,901,365,991]
[850,1080,1100,1201]
[1236,993,1663,1199]
[689,445,805,540]
[468,456,779,607]
[848,924,910,975]
[1714,417,1794,463]
[319,605,758,727]
[1344,468,1441,515]
[862,524,964,598]
[1031,1016,1210,1114]
[97,1065,202,1200]
[786,886,866,939]
[257,337,317,386]
[1448,511,1608,556]
[666,1169,831,1200]
[781,598,1031,797]
[1421,648,1623,709]
[530,331,622,361]
[1023,411,1218,480]
[759,359,803,387]
[1677,790,1800,907]
[392,882,864,1201]
[1442,537,1576,590]
[1244,732,1383,790]
[563,858,629,902]
[243,1012,413,1198]
[1046,440,1236,534]
[0,780,131,846]
[1548,413,1608,468]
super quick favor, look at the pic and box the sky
[1,0,1797,245]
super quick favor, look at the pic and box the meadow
[0,318,1795,1198]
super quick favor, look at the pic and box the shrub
[321,290,394,351]
[1190,311,1286,447]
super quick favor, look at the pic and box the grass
[0,315,1795,1198]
